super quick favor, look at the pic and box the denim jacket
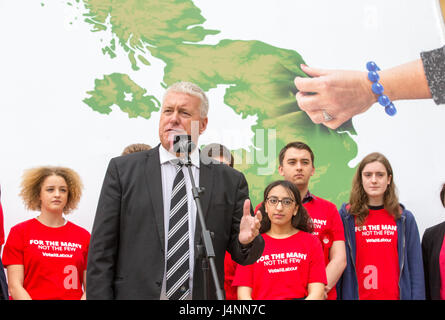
[336,203,425,300]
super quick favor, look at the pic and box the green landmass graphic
[78,0,357,207]
[83,73,160,118]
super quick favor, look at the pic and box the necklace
[267,229,299,239]
[36,215,67,228]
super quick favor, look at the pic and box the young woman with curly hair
[2,166,90,300]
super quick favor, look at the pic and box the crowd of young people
[0,140,444,300]
[207,141,444,300]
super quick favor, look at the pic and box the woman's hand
[294,64,375,129]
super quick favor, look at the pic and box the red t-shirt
[303,196,345,261]
[439,234,445,300]
[355,207,399,300]
[2,218,90,300]
[303,195,345,299]
[254,196,344,300]
[224,251,238,300]
[233,231,326,300]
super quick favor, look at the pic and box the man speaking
[86,81,264,299]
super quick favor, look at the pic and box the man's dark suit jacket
[86,145,264,299]
[422,220,445,300]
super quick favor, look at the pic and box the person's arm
[237,286,253,300]
[80,270,87,300]
[325,240,346,296]
[421,228,432,300]
[6,265,32,300]
[379,59,431,101]
[305,282,325,300]
[306,234,328,300]
[228,172,265,266]
[404,211,426,299]
[294,58,432,130]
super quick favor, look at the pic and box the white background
[0,0,444,241]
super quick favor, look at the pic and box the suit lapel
[145,145,165,250]
[194,161,214,244]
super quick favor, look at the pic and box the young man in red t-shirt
[277,141,346,300]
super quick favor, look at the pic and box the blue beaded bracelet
[366,61,397,116]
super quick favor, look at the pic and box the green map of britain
[59,0,357,207]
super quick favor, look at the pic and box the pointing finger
[300,64,328,77]
[243,199,251,217]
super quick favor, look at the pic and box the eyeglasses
[266,197,295,208]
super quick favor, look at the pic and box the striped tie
[166,162,190,300]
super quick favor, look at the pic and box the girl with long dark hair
[233,180,326,300]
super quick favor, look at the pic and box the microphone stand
[183,150,225,300]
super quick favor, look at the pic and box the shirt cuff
[239,240,253,253]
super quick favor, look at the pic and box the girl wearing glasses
[233,180,326,299]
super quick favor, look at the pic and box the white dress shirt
[159,145,200,300]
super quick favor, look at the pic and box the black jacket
[421,220,445,300]
[0,255,8,300]
[86,145,264,299]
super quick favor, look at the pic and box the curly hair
[202,143,234,167]
[19,166,83,214]
[349,152,400,225]
[259,180,313,234]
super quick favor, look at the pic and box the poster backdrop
[1,0,444,240]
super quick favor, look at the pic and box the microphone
[173,134,195,154]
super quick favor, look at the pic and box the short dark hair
[278,141,314,166]
[202,143,234,167]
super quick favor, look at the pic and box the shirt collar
[302,190,315,204]
[159,144,200,168]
